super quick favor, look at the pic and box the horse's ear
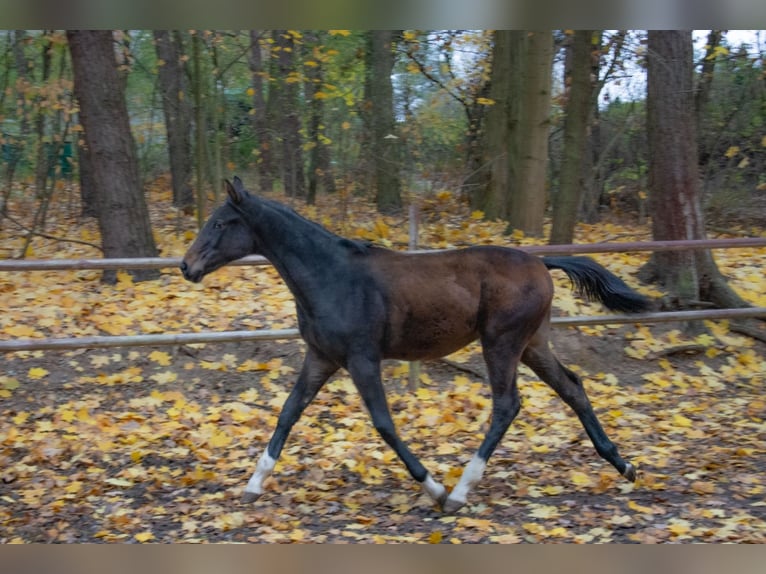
[225,178,245,205]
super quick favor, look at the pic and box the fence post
[408,201,421,392]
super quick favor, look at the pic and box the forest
[0,30,765,543]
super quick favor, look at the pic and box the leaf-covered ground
[1,178,765,543]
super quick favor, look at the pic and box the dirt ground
[1,182,764,543]
[1,319,764,543]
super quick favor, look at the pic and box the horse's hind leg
[242,347,339,503]
[521,331,636,482]
[442,337,524,514]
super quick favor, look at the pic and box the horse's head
[180,177,256,283]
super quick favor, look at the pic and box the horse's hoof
[241,491,262,504]
[622,462,637,482]
[441,496,466,514]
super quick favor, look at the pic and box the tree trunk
[550,30,596,244]
[191,31,207,228]
[366,30,402,213]
[2,30,31,215]
[303,32,336,205]
[77,137,97,217]
[473,31,552,234]
[644,30,747,311]
[67,30,159,283]
[274,30,305,198]
[471,30,517,220]
[248,31,273,193]
[153,30,193,212]
[509,30,553,237]
[33,32,52,204]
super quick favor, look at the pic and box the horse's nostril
[180,261,188,273]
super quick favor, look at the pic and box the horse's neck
[250,199,344,306]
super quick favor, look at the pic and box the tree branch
[1,211,103,255]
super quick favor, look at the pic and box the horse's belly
[383,315,478,361]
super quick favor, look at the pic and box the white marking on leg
[445,455,486,509]
[244,450,276,497]
[421,474,446,504]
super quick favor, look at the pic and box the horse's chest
[296,300,383,359]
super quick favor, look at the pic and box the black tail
[542,256,651,313]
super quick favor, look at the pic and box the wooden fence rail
[1,237,765,353]
[1,237,765,272]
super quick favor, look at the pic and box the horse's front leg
[242,348,338,503]
[346,355,447,508]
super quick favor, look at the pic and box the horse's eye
[213,220,225,230]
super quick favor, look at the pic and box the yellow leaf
[12,411,29,425]
[724,146,740,159]
[628,500,654,514]
[76,407,92,423]
[28,367,49,380]
[65,481,83,494]
[149,350,172,366]
[5,325,37,337]
[528,504,560,519]
[672,414,693,428]
[428,531,443,544]
[150,371,178,384]
[668,521,690,536]
[135,531,155,543]
[570,471,594,487]
[208,431,232,448]
[1,376,20,390]
[476,97,495,106]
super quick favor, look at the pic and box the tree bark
[644,30,747,311]
[67,30,159,283]
[303,31,336,205]
[2,30,31,215]
[472,30,516,220]
[248,30,273,193]
[153,30,193,212]
[274,30,305,198]
[366,30,402,213]
[550,30,597,244]
[509,30,553,237]
[473,31,553,235]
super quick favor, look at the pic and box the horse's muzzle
[180,260,201,283]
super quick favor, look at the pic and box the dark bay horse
[181,177,650,513]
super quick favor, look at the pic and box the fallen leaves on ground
[0,178,764,542]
